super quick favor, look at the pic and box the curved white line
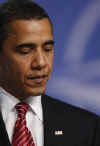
[64,0,100,63]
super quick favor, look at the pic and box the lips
[25,74,48,87]
[27,74,48,80]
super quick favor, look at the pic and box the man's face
[0,18,54,99]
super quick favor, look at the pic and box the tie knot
[15,102,29,116]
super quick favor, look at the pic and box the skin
[0,18,54,100]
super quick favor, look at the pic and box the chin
[23,85,46,97]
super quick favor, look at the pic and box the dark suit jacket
[0,94,100,146]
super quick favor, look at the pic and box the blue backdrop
[1,0,100,115]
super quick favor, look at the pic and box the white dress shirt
[0,87,44,146]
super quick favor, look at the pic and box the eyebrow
[43,40,55,46]
[15,40,55,50]
[15,43,36,50]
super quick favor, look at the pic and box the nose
[31,49,47,70]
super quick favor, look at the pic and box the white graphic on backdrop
[48,0,100,114]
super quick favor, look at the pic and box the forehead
[4,18,54,46]
[8,18,53,39]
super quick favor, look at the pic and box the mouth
[27,74,48,80]
[26,74,48,85]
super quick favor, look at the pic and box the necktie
[12,102,35,146]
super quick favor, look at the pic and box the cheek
[16,63,29,78]
[47,55,54,73]
[9,58,30,81]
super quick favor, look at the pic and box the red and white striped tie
[12,102,35,146]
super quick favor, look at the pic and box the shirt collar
[0,87,42,122]
[25,95,42,121]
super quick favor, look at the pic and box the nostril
[34,65,42,70]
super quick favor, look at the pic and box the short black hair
[0,0,52,50]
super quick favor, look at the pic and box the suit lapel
[41,94,65,146]
[0,112,11,146]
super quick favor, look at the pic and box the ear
[0,55,4,78]
[0,52,4,66]
[0,52,7,75]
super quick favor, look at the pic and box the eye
[15,43,36,55]
[44,46,53,52]
[16,47,32,55]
